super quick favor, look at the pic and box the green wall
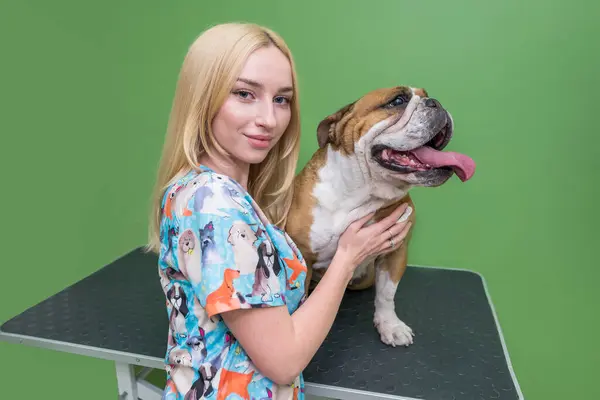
[1,1,598,399]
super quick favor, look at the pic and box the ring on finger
[387,228,393,239]
[389,237,395,248]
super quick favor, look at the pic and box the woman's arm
[221,203,412,385]
[221,251,354,385]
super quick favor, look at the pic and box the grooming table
[0,247,523,400]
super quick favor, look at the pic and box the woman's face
[211,45,294,167]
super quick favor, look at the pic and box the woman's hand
[334,203,413,273]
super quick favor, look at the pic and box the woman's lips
[244,134,272,149]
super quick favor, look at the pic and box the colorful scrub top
[157,165,308,400]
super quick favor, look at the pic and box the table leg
[115,362,163,400]
[116,362,138,400]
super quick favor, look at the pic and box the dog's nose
[425,98,437,108]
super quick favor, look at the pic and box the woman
[147,22,412,400]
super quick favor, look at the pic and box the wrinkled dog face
[365,87,454,187]
[317,86,475,187]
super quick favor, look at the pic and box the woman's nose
[256,103,276,129]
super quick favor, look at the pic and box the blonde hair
[146,22,301,253]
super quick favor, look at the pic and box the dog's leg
[373,199,416,347]
[373,245,413,346]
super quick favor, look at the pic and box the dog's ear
[317,102,354,148]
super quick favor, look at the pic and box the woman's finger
[349,211,376,232]
[376,222,412,254]
[375,219,411,248]
[378,237,404,254]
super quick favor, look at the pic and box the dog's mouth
[371,122,475,182]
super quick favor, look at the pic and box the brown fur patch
[285,147,328,294]
[412,88,429,98]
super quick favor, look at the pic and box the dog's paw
[373,311,414,347]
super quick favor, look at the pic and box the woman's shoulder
[163,168,255,220]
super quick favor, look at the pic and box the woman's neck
[198,152,250,190]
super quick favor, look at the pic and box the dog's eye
[384,94,408,108]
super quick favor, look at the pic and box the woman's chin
[240,151,270,165]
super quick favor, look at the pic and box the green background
[1,1,598,399]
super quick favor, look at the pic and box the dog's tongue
[411,146,476,181]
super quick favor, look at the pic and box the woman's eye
[274,96,289,105]
[234,90,253,99]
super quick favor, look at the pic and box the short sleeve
[174,172,287,319]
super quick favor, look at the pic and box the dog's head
[317,86,475,187]
[168,348,193,367]
[227,221,258,247]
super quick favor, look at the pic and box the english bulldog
[285,86,476,347]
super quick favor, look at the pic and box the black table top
[0,247,522,400]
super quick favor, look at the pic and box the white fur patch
[309,146,407,271]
